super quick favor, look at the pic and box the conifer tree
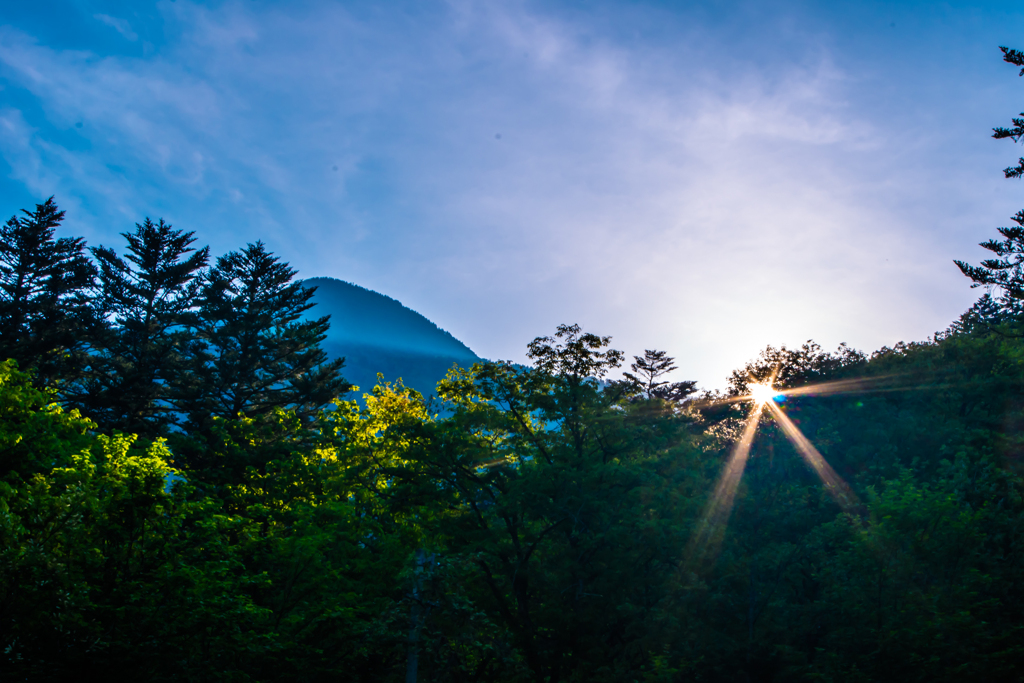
[622,349,696,401]
[624,349,676,397]
[951,292,1024,335]
[76,219,209,436]
[955,210,1024,300]
[993,46,1024,179]
[183,241,348,434]
[0,198,97,386]
[957,48,1024,325]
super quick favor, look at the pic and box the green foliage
[805,467,1024,682]
[10,64,1024,678]
[0,356,415,681]
[384,328,709,682]
[0,364,272,678]
[9,289,1024,682]
[0,359,94,478]
[6,310,1024,680]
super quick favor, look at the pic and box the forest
[3,49,1024,683]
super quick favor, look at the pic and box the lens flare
[781,375,902,398]
[748,383,783,405]
[685,403,764,572]
[763,400,860,513]
[685,372,872,575]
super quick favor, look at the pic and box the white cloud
[0,107,49,194]
[94,14,139,42]
[0,0,1008,387]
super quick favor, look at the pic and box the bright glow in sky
[2,0,1023,389]
[748,383,782,405]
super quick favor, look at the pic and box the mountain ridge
[302,276,480,395]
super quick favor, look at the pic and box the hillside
[303,277,480,396]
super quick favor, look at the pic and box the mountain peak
[304,277,478,361]
[303,277,479,395]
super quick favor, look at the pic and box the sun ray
[685,402,764,572]
[683,369,881,575]
[688,373,934,412]
[472,457,509,469]
[685,394,749,410]
[779,374,904,398]
[764,400,860,513]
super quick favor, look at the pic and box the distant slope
[303,277,480,396]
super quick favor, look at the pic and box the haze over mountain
[303,277,480,397]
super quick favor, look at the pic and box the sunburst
[686,374,864,573]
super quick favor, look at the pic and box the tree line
[0,205,347,444]
[3,47,1024,682]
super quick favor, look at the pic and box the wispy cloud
[94,14,139,42]
[0,0,1014,386]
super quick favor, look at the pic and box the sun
[686,371,892,573]
[748,383,782,405]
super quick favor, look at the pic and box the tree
[726,340,865,396]
[0,197,97,386]
[0,359,94,479]
[0,351,412,681]
[956,47,1024,320]
[76,218,209,436]
[950,291,1024,335]
[955,210,1024,302]
[182,241,348,436]
[624,349,676,398]
[380,326,706,682]
[0,359,280,679]
[993,46,1024,179]
[526,323,624,384]
[623,349,698,402]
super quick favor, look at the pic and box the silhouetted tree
[0,197,97,386]
[993,46,1024,179]
[951,292,1024,335]
[182,241,348,434]
[76,219,209,436]
[652,379,698,402]
[955,210,1024,302]
[621,348,698,403]
[526,323,624,384]
[624,349,676,398]
[727,340,865,395]
[956,47,1024,325]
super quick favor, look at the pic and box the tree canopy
[3,43,1024,683]
[0,197,97,387]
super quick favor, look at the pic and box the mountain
[302,277,480,397]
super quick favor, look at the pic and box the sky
[2,0,1024,390]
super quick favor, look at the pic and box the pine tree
[76,218,209,436]
[951,292,1024,335]
[183,241,348,434]
[0,197,98,387]
[623,349,697,401]
[955,210,1024,300]
[623,349,676,398]
[993,46,1024,179]
[956,48,1024,325]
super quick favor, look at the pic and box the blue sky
[2,0,1023,389]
